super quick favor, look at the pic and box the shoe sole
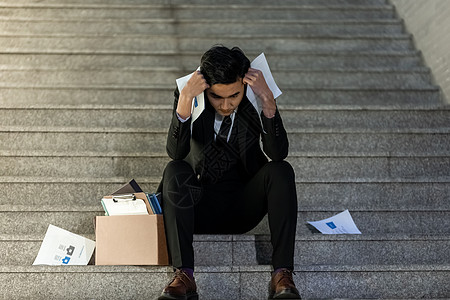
[268,288,301,299]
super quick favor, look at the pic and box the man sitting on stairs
[157,45,301,300]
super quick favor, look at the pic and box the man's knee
[162,160,201,210]
[263,161,295,182]
[163,160,193,179]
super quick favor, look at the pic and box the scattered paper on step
[33,224,95,265]
[307,210,361,234]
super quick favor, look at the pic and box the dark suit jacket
[166,88,289,183]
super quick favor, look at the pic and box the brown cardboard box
[95,214,169,265]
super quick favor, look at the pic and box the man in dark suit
[158,46,300,300]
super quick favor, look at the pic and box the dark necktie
[217,115,232,143]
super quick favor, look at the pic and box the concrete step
[0,35,413,53]
[0,87,441,108]
[0,68,432,89]
[282,108,450,132]
[257,210,450,236]
[1,178,449,211]
[2,233,449,267]
[0,155,449,181]
[1,131,449,157]
[0,20,403,36]
[0,178,161,206]
[0,206,449,235]
[1,107,449,132]
[0,69,433,91]
[0,5,395,21]
[240,234,450,266]
[1,179,448,211]
[296,182,450,210]
[288,132,450,156]
[0,264,448,299]
[0,52,424,70]
[0,0,391,7]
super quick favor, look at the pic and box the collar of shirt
[214,109,237,142]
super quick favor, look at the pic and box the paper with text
[33,225,95,265]
[307,210,362,234]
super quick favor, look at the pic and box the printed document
[33,225,95,265]
[307,210,362,234]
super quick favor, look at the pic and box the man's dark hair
[200,45,250,86]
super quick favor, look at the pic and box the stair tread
[1,264,449,273]
[2,148,450,156]
[2,232,450,241]
[0,3,395,9]
[0,66,429,72]
[0,18,402,23]
[0,98,446,110]
[2,204,450,212]
[2,126,450,133]
[1,176,450,183]
[0,33,411,38]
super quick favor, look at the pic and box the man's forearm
[176,92,194,120]
[258,90,277,119]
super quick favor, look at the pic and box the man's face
[205,79,245,116]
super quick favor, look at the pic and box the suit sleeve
[166,88,192,160]
[260,108,289,161]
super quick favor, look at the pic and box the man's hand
[243,68,276,118]
[177,71,210,120]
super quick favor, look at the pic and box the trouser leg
[238,161,298,270]
[159,160,201,270]
[193,161,298,269]
[159,160,297,270]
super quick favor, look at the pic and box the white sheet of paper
[307,210,362,234]
[175,67,205,132]
[246,53,282,117]
[175,53,281,131]
[33,224,95,265]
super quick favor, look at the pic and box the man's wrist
[176,112,190,123]
[262,108,276,118]
[261,96,277,118]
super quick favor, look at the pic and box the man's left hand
[243,68,277,118]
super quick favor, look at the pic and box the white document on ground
[175,53,282,132]
[307,210,362,234]
[33,224,95,265]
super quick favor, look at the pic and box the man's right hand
[176,71,210,120]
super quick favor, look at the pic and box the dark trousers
[159,160,297,270]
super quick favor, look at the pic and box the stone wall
[391,0,450,104]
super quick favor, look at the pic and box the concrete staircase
[1,0,449,298]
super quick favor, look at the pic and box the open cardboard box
[95,214,169,265]
[95,181,169,265]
